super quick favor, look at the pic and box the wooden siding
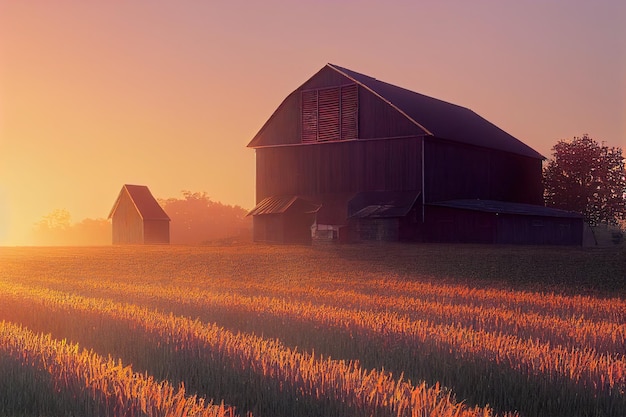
[255,136,423,203]
[425,206,583,245]
[252,213,315,244]
[424,138,543,205]
[111,190,144,244]
[250,67,426,149]
[143,220,170,245]
[251,92,301,147]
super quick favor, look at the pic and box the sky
[1,1,625,245]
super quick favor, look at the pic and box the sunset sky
[1,1,625,245]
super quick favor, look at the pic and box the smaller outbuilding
[247,195,321,245]
[425,200,583,245]
[108,184,170,245]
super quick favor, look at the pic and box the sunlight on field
[0,245,624,417]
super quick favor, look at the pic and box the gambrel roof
[108,184,170,221]
[249,64,543,159]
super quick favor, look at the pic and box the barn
[247,64,583,245]
[108,184,170,245]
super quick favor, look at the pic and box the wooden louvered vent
[301,90,318,143]
[301,84,357,143]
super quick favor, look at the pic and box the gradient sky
[1,1,625,244]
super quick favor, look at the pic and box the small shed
[247,195,320,244]
[108,184,170,244]
[348,191,421,241]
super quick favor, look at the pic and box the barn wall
[111,190,144,244]
[495,215,583,245]
[255,136,422,202]
[251,66,426,148]
[250,92,301,147]
[425,206,583,245]
[351,218,400,241]
[424,206,496,243]
[252,213,314,244]
[143,220,170,244]
[424,139,543,205]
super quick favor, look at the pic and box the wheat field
[0,244,624,417]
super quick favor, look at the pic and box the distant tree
[158,191,251,244]
[32,210,110,245]
[70,218,111,245]
[543,134,626,226]
[32,209,72,245]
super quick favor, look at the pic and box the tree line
[157,191,251,245]
[31,192,251,246]
[31,134,625,245]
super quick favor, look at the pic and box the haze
[1,1,624,245]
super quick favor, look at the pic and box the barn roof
[247,195,321,216]
[108,184,170,221]
[430,199,583,218]
[328,64,543,159]
[249,64,543,159]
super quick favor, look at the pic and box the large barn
[247,64,583,245]
[108,184,170,245]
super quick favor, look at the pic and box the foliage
[0,321,235,417]
[158,191,251,244]
[31,209,110,245]
[543,134,626,225]
[30,191,251,246]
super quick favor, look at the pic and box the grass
[0,242,624,417]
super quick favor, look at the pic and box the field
[0,243,624,417]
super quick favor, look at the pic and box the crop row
[14,275,624,393]
[0,320,236,417]
[0,280,512,417]
[32,275,625,355]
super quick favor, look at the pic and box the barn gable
[248,65,426,148]
[249,64,544,161]
[108,184,170,245]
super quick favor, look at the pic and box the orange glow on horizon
[1,2,624,245]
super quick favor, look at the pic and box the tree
[32,209,111,245]
[543,134,626,226]
[158,191,251,244]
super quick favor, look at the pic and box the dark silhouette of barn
[247,64,583,245]
[108,184,170,244]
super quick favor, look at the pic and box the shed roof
[348,191,420,219]
[108,184,170,221]
[247,195,321,216]
[430,199,583,218]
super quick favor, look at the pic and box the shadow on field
[314,242,626,298]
